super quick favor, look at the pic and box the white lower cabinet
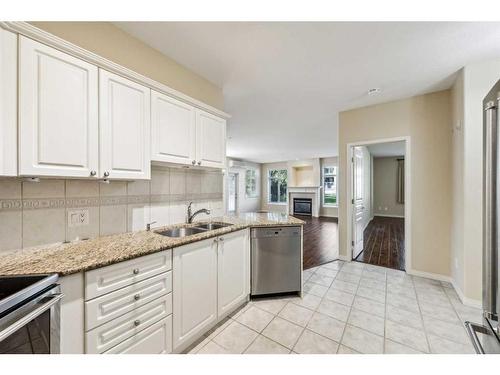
[172,237,218,351]
[104,315,172,354]
[217,230,250,317]
[173,229,249,352]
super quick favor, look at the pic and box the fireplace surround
[293,198,313,216]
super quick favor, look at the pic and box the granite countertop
[0,212,304,277]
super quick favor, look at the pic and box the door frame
[346,136,411,271]
[227,172,239,214]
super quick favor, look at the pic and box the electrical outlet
[68,209,89,227]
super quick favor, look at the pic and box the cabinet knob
[197,161,202,166]
[219,237,224,242]
[213,239,218,243]
[103,171,110,177]
[134,320,141,327]
[90,170,96,176]
[134,294,140,301]
[133,268,140,275]
[192,160,196,165]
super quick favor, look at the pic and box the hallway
[354,216,405,271]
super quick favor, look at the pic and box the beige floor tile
[385,320,429,353]
[352,296,385,318]
[308,273,334,287]
[336,271,361,284]
[384,339,423,354]
[244,335,290,354]
[340,265,364,275]
[356,286,386,303]
[291,293,322,311]
[293,329,339,354]
[348,308,385,336]
[419,302,460,324]
[205,317,235,339]
[427,334,475,354]
[262,317,304,349]
[386,304,423,329]
[278,303,314,327]
[314,267,338,278]
[386,292,420,313]
[212,321,259,353]
[317,299,351,322]
[251,297,288,315]
[337,345,360,354]
[306,312,346,342]
[359,277,386,291]
[303,282,329,298]
[422,316,469,344]
[236,306,274,332]
[341,325,384,354]
[197,341,231,354]
[324,288,355,306]
[330,280,358,294]
[321,261,343,271]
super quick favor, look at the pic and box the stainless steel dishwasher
[251,226,301,296]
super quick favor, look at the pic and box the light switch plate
[68,209,90,227]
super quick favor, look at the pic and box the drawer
[104,316,172,354]
[85,250,172,300]
[85,271,172,331]
[85,293,172,354]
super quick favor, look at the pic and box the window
[268,169,287,204]
[245,169,258,198]
[323,166,337,206]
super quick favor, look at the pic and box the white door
[0,29,17,176]
[217,230,249,317]
[173,238,217,351]
[227,173,238,214]
[352,146,365,258]
[195,109,226,168]
[99,69,151,180]
[19,36,99,178]
[151,90,196,166]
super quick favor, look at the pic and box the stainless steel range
[0,274,63,354]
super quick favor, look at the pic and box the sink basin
[194,222,233,231]
[156,227,206,238]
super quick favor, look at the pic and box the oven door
[0,286,63,354]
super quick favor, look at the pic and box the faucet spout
[187,202,211,223]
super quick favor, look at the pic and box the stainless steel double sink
[155,222,233,238]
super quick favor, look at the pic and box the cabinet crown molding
[0,21,230,120]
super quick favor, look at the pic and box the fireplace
[293,198,312,216]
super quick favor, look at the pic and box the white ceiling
[115,22,500,163]
[367,141,405,157]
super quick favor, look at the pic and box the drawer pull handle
[133,294,140,301]
[133,268,140,275]
[134,320,141,327]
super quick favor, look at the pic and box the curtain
[397,159,405,204]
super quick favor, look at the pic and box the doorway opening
[349,139,408,271]
[227,172,238,215]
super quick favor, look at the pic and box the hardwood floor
[354,216,405,271]
[299,215,338,270]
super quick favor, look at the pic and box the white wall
[451,58,500,304]
[227,159,261,214]
[373,157,405,217]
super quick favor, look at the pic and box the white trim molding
[373,214,405,219]
[451,280,482,309]
[0,21,230,120]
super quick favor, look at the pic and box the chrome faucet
[187,202,211,223]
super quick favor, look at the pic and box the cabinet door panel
[151,91,195,165]
[173,238,217,351]
[100,70,151,180]
[195,110,226,168]
[218,230,249,317]
[0,29,16,176]
[19,36,98,177]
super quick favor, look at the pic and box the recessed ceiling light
[368,88,381,96]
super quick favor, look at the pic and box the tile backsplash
[0,167,224,253]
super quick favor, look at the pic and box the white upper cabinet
[195,109,226,169]
[19,36,99,178]
[151,90,196,165]
[217,230,250,317]
[99,70,151,180]
[0,29,17,176]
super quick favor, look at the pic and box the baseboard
[338,254,350,261]
[451,279,482,309]
[374,214,404,218]
[320,214,338,218]
[406,268,451,282]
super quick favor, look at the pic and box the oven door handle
[465,321,486,354]
[0,293,63,342]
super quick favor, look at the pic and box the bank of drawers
[84,250,172,354]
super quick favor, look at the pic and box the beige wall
[373,157,405,217]
[339,90,452,276]
[260,162,288,213]
[29,22,224,110]
[227,159,262,213]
